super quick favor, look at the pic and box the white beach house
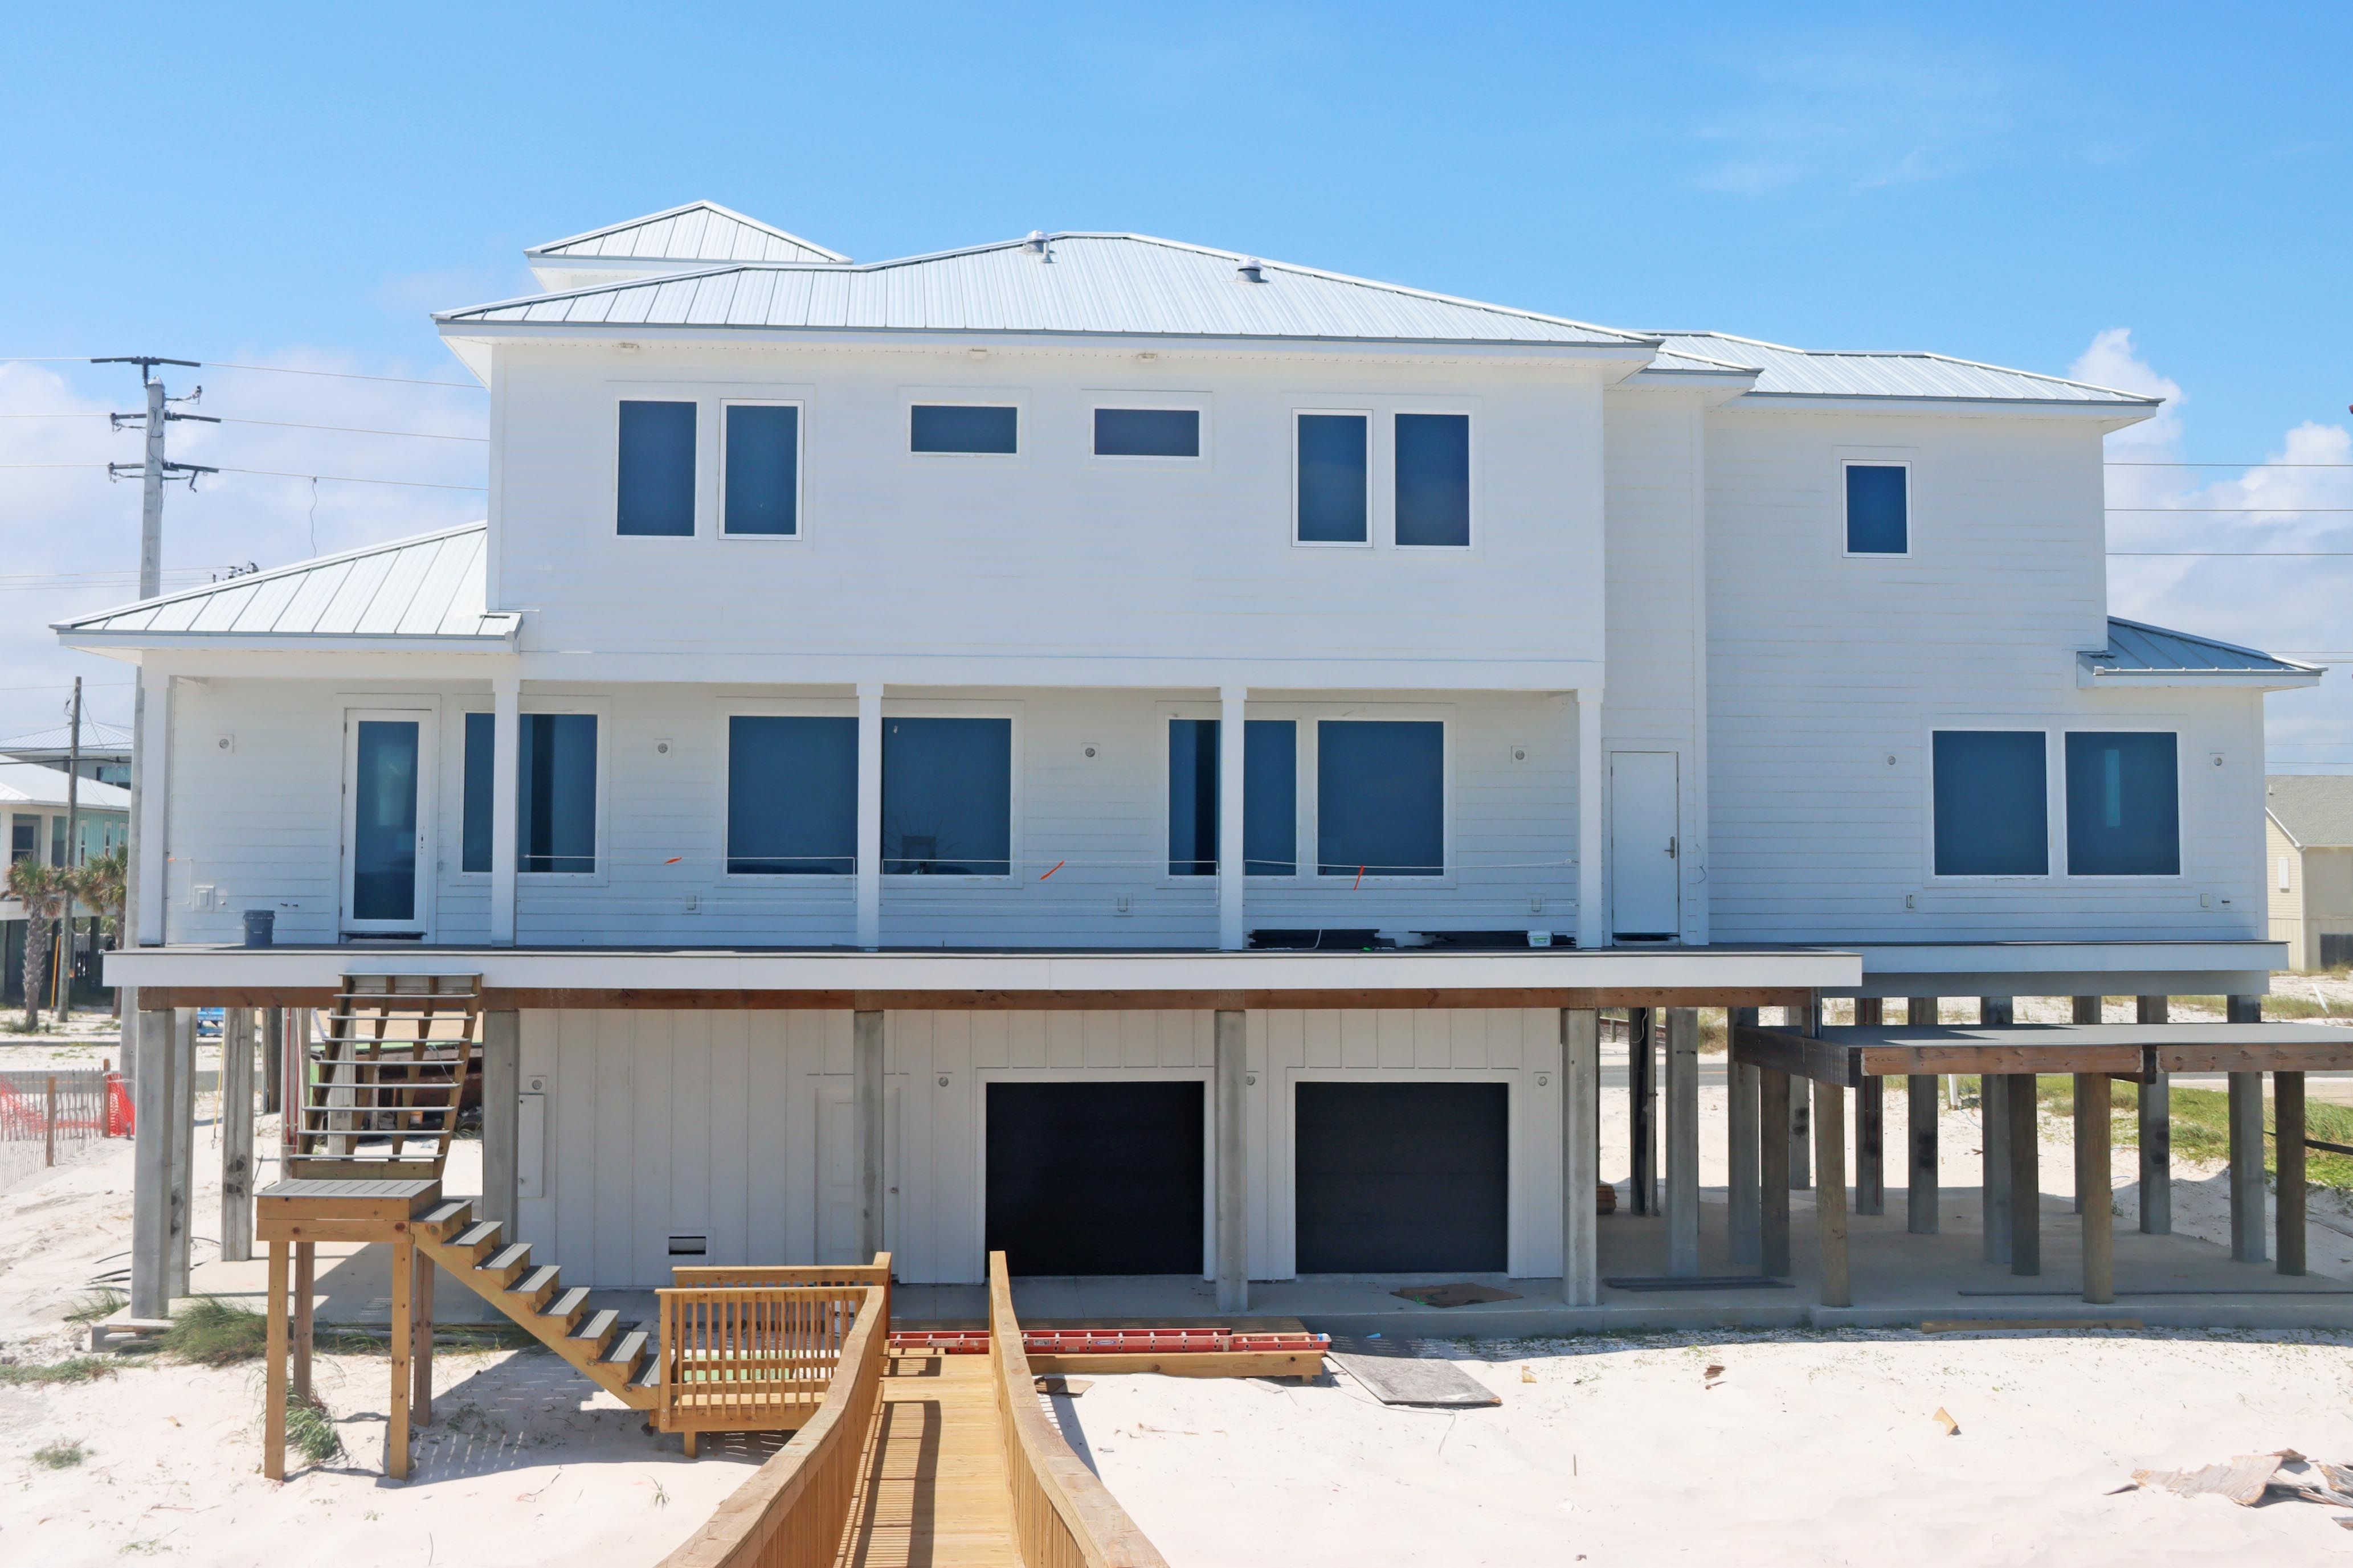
[59,202,2319,1305]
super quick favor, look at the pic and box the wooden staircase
[291,975,481,1182]
[412,1195,658,1410]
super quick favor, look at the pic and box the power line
[2109,551,2353,557]
[2107,461,2353,469]
[2,356,483,390]
[2105,507,2353,513]
[0,460,484,490]
[0,411,485,441]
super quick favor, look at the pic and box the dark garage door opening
[1295,1081,1508,1274]
[986,1080,1204,1276]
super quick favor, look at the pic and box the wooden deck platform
[838,1349,1023,1567]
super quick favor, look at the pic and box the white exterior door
[340,708,435,936]
[816,1082,901,1264]
[1609,751,1680,940]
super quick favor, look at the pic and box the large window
[1296,412,1369,544]
[1845,462,1908,555]
[910,404,1018,455]
[1317,720,1442,877]
[518,714,598,874]
[1095,407,1200,458]
[1166,718,1298,878]
[1932,730,2046,877]
[729,716,857,874]
[723,403,800,535]
[1394,413,1470,547]
[617,400,696,537]
[884,717,1011,875]
[2066,732,2179,876]
[461,712,494,874]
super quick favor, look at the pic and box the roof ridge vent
[1235,256,1267,284]
[1022,230,1052,261]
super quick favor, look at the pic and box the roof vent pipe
[1023,230,1051,260]
[1235,257,1267,283]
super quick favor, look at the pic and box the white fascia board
[105,944,1862,993]
[2266,810,2307,852]
[1725,392,2160,428]
[499,652,1606,691]
[1613,371,1759,407]
[1852,940,2288,976]
[56,626,521,657]
[2077,660,2322,691]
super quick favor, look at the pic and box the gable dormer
[524,200,848,292]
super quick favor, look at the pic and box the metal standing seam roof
[443,233,1662,349]
[53,523,516,642]
[0,762,128,810]
[2087,617,2320,677]
[526,200,848,265]
[1647,331,2158,407]
[2266,776,2353,850]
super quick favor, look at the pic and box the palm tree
[6,859,70,1030]
[68,847,126,1020]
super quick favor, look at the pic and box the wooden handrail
[989,1252,1169,1568]
[655,1279,889,1568]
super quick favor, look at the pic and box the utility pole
[60,677,81,1020]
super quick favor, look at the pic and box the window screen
[1932,730,2046,876]
[1095,408,1200,457]
[910,404,1018,454]
[617,400,696,536]
[1318,720,1442,877]
[1845,464,1908,554]
[1165,718,1298,877]
[729,716,857,874]
[461,711,493,874]
[518,714,597,874]
[1297,413,1369,543]
[884,717,1011,875]
[2065,732,2179,876]
[724,404,799,535]
[1395,413,1470,547]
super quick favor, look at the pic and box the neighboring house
[2265,775,2353,971]
[0,762,129,1004]
[0,715,134,787]
[55,202,2321,1292]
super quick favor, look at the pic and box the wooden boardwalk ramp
[840,1350,1023,1566]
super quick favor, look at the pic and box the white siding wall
[518,1006,1562,1288]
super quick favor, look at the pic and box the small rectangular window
[48,814,67,867]
[1932,730,2046,876]
[1318,720,1442,877]
[1395,413,1470,547]
[1296,413,1369,543]
[518,713,597,874]
[729,716,857,874]
[616,400,697,537]
[461,711,494,874]
[2280,855,2294,892]
[1094,407,1200,457]
[883,717,1011,875]
[2065,732,2179,875]
[1163,718,1299,877]
[9,814,35,863]
[910,404,1018,455]
[723,404,800,535]
[1845,462,1908,554]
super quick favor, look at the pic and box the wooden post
[1561,1009,1599,1305]
[853,1009,885,1262]
[221,1009,254,1264]
[1666,1008,1700,1277]
[2070,997,2101,1214]
[1759,1067,1791,1277]
[412,1243,435,1428]
[292,1243,314,1400]
[2137,994,2172,1234]
[1214,1008,1248,1312]
[1727,1008,1761,1267]
[1979,997,2012,1264]
[2227,995,2267,1265]
[262,1005,284,1116]
[480,1010,521,1234]
[130,1006,177,1321]
[44,1075,56,1166]
[2077,1073,2114,1304]
[1628,1009,1656,1216]
[2277,1071,2307,1278]
[387,1233,413,1479]
[1853,998,1884,1217]
[1906,996,1939,1234]
[1815,1079,1850,1309]
[264,1239,288,1479]
[2007,1072,2040,1276]
[1786,1002,1812,1190]
[169,1008,193,1298]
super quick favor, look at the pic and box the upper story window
[616,400,696,537]
[1317,719,1443,877]
[1394,413,1470,547]
[9,814,37,864]
[461,712,494,874]
[723,403,802,537]
[1094,408,1201,458]
[729,716,857,875]
[1296,412,1370,544]
[1844,461,1909,555]
[1166,718,1299,878]
[910,404,1018,455]
[2065,732,2179,875]
[1931,730,2046,877]
[519,714,598,874]
[884,717,1012,875]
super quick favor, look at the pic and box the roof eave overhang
[2077,658,2323,691]
[1615,367,1762,406]
[2265,809,2311,851]
[1725,392,2160,427]
[56,625,522,658]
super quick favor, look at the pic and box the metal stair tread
[484,1243,532,1272]
[571,1308,619,1344]
[454,1221,502,1250]
[511,1264,561,1297]
[545,1287,591,1321]
[604,1327,649,1367]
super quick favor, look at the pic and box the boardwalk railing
[656,1283,868,1443]
[989,1251,1169,1568]
[656,1273,890,1568]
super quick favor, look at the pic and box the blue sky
[2,2,2348,752]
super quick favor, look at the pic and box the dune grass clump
[285,1393,341,1467]
[161,1296,269,1366]
[63,1289,126,1327]
[33,1439,87,1469]
[0,1357,117,1387]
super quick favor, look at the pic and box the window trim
[904,394,1024,460]
[1924,725,2052,883]
[1921,720,2191,886]
[1841,457,1913,559]
[612,396,702,540]
[1291,407,1374,549]
[1156,708,1303,886]
[2060,727,2187,882]
[452,707,495,881]
[1087,395,1211,465]
[719,698,860,882]
[879,701,1022,882]
[339,700,442,937]
[513,699,610,885]
[1390,407,1476,551]
[1308,712,1452,885]
[718,397,807,542]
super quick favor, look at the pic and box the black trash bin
[242,908,275,948]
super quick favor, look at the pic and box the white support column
[489,674,520,945]
[136,667,171,945]
[856,682,883,951]
[1214,1009,1248,1311]
[1218,687,1247,951]
[1561,1008,1600,1305]
[1575,690,1604,949]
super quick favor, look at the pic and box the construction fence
[0,1068,121,1190]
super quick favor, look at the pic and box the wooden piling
[1727,1008,1762,1266]
[2007,1072,2040,1276]
[1815,1080,1850,1309]
[264,1239,288,1480]
[2077,1073,2114,1305]
[1853,999,1884,1217]
[292,1243,314,1400]
[2277,1071,2307,1278]
[2137,995,2172,1234]
[1760,1067,1791,1277]
[2227,996,2267,1266]
[1907,996,1939,1234]
[387,1234,413,1480]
